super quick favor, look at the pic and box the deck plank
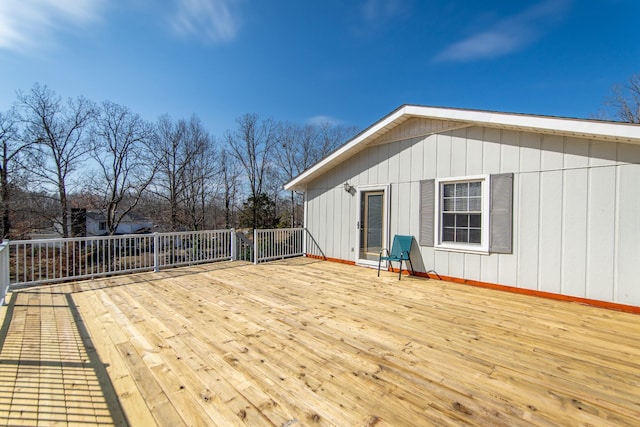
[1,258,640,426]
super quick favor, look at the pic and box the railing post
[230,228,236,261]
[0,240,9,306]
[253,229,258,265]
[302,228,307,257]
[153,232,159,272]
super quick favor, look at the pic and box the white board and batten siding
[304,116,640,306]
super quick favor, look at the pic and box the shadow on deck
[0,288,128,426]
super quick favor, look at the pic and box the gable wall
[305,120,640,306]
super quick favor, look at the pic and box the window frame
[434,174,490,254]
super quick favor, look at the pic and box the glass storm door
[358,190,385,263]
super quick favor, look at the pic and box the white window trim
[434,174,490,254]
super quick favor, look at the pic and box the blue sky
[0,0,638,135]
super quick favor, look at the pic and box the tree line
[0,83,358,239]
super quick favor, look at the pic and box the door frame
[355,184,390,267]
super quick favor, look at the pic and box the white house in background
[85,210,153,236]
[50,209,152,238]
[285,105,640,310]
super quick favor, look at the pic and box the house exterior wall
[304,118,640,306]
[86,221,102,236]
[86,218,152,236]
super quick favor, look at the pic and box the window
[98,222,107,231]
[441,181,482,244]
[435,175,490,253]
[419,173,513,254]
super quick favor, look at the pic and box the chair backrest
[390,235,413,258]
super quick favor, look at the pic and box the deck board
[1,257,640,426]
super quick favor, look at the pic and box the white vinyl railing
[6,229,249,288]
[254,228,304,263]
[0,228,310,293]
[154,229,234,270]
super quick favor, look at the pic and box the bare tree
[149,115,186,230]
[148,114,215,231]
[17,84,95,237]
[181,116,216,230]
[149,115,181,230]
[226,113,278,229]
[216,147,241,228]
[604,72,640,123]
[274,121,359,227]
[90,101,155,235]
[9,187,59,237]
[274,125,298,229]
[315,122,359,165]
[0,108,29,238]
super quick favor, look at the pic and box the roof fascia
[405,105,640,142]
[284,106,409,191]
[284,105,640,191]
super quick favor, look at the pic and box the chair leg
[409,259,414,276]
[398,261,402,280]
[377,259,381,277]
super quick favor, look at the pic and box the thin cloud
[361,0,408,25]
[307,115,344,126]
[0,0,104,52]
[434,0,570,62]
[355,0,412,35]
[169,0,241,43]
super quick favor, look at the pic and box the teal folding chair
[378,235,415,280]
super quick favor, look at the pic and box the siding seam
[496,129,502,283]
[536,135,542,292]
[585,142,592,299]
[613,151,619,302]
[514,131,521,288]
[559,137,566,296]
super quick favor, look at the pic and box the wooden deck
[1,258,639,426]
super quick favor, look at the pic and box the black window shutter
[489,173,514,254]
[419,179,435,247]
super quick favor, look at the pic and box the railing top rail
[8,229,234,246]
[255,228,304,233]
[8,234,156,245]
[155,229,229,237]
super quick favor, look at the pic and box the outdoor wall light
[343,182,353,193]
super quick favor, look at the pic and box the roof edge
[284,105,640,191]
